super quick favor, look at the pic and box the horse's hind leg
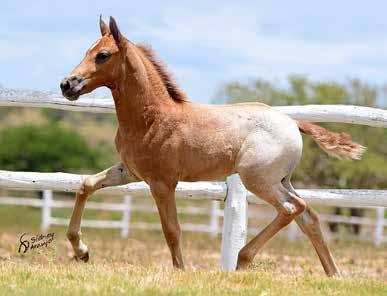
[236,180,306,270]
[295,208,339,276]
[67,163,139,261]
[282,177,340,276]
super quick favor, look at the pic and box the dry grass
[0,203,386,295]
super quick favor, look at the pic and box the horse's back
[178,102,303,182]
[185,102,299,142]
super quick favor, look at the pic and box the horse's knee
[79,176,97,197]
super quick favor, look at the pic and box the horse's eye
[95,51,111,64]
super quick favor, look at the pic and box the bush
[0,124,104,173]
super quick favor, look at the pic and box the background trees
[214,76,387,189]
[0,125,105,173]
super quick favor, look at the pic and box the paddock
[0,90,386,271]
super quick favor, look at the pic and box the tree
[214,76,387,189]
[0,124,105,173]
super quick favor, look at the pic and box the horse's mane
[136,43,189,103]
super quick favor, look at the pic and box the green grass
[0,200,386,295]
[0,263,385,296]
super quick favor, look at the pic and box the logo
[18,233,55,253]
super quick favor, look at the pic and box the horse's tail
[296,120,366,160]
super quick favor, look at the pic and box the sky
[1,0,387,103]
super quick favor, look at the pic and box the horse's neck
[111,63,175,135]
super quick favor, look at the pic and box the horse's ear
[99,15,109,36]
[109,16,124,46]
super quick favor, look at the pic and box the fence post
[220,174,248,270]
[121,195,131,238]
[288,221,298,241]
[210,200,220,237]
[41,190,52,232]
[375,207,385,247]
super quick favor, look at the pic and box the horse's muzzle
[60,75,88,101]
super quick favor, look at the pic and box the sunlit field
[1,0,387,294]
[0,198,385,296]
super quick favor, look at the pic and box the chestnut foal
[60,16,365,276]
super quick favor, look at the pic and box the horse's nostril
[60,79,70,92]
[73,75,83,82]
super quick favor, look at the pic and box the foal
[60,16,365,276]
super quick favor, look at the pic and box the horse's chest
[115,128,180,179]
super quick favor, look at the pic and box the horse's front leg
[150,182,184,269]
[67,162,139,262]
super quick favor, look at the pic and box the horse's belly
[180,160,235,181]
[179,144,237,181]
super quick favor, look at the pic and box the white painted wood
[1,90,386,127]
[0,170,225,200]
[375,207,385,247]
[319,214,379,226]
[274,105,387,127]
[48,218,219,233]
[132,204,211,215]
[0,89,115,113]
[287,222,298,241]
[41,190,52,232]
[1,192,385,243]
[247,189,387,207]
[0,194,227,234]
[53,200,126,211]
[130,222,216,233]
[0,196,43,207]
[50,217,124,228]
[220,174,248,270]
[1,170,387,206]
[121,195,131,238]
[0,195,218,215]
[210,201,220,237]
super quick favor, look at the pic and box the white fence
[0,190,223,237]
[0,91,386,270]
[0,188,385,242]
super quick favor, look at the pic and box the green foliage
[215,76,387,189]
[0,124,105,173]
[41,108,117,125]
[40,109,67,122]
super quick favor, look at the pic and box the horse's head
[60,16,130,101]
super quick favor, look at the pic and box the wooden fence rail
[1,90,387,127]
[0,90,386,270]
[0,189,384,244]
[0,170,386,207]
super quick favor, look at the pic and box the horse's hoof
[79,251,89,263]
[236,258,250,271]
[74,251,89,263]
